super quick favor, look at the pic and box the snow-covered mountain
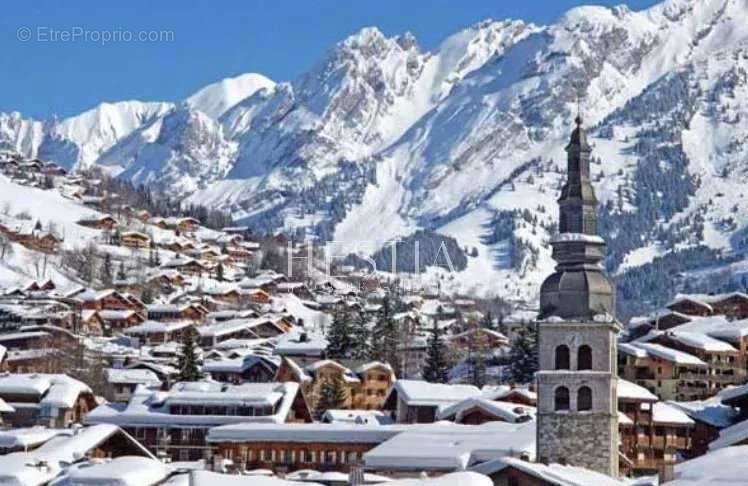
[3,0,748,314]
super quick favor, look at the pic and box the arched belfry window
[578,345,593,370]
[555,345,570,370]
[554,386,570,411]
[578,386,592,411]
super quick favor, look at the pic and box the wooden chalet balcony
[632,457,676,472]
[635,433,689,449]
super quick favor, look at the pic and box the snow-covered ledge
[551,233,605,244]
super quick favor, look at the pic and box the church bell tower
[535,114,620,476]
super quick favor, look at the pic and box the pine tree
[372,295,400,374]
[216,262,224,281]
[177,329,203,382]
[101,254,113,286]
[508,324,538,385]
[423,319,449,383]
[326,307,352,359]
[349,310,370,360]
[467,326,489,388]
[315,376,347,416]
[140,285,154,304]
[116,261,126,281]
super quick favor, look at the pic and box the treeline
[349,229,469,273]
[86,168,234,229]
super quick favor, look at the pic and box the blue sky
[1,0,659,119]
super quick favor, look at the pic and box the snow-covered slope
[186,73,275,119]
[4,0,748,312]
[0,174,103,287]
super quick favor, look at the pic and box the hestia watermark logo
[17,26,175,45]
[284,239,460,284]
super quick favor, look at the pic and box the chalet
[161,256,207,276]
[80,309,105,335]
[202,286,242,305]
[273,330,328,365]
[203,355,279,384]
[152,216,200,233]
[146,303,208,322]
[617,379,688,475]
[198,318,285,348]
[277,282,314,299]
[382,380,481,424]
[436,398,535,425]
[618,342,709,401]
[0,425,157,485]
[472,456,627,486]
[647,329,745,394]
[363,421,535,476]
[104,368,162,402]
[240,287,271,304]
[99,309,146,332]
[121,231,151,249]
[85,381,312,461]
[481,386,537,407]
[667,296,713,317]
[0,373,96,428]
[226,246,253,263]
[628,309,693,338]
[668,391,736,458]
[124,320,195,345]
[207,423,405,474]
[449,327,510,351]
[77,215,118,230]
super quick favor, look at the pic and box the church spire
[539,109,615,320]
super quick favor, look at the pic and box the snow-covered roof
[383,472,492,486]
[321,409,394,425]
[391,380,481,407]
[671,445,748,485]
[437,398,535,423]
[61,456,168,486]
[85,382,302,427]
[197,318,273,338]
[661,330,738,353]
[619,342,707,366]
[617,379,657,402]
[480,385,537,403]
[104,368,161,386]
[471,456,626,485]
[0,425,155,486]
[124,320,193,335]
[207,423,406,444]
[710,417,748,450]
[364,421,536,471]
[0,373,91,408]
[652,402,694,426]
[273,329,328,356]
[0,427,68,449]
[172,470,321,486]
[666,395,736,428]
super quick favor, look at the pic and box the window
[555,345,570,370]
[578,345,592,370]
[554,386,570,411]
[577,386,592,411]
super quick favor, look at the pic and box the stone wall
[537,412,619,476]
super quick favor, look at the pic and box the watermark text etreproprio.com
[16,26,175,45]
